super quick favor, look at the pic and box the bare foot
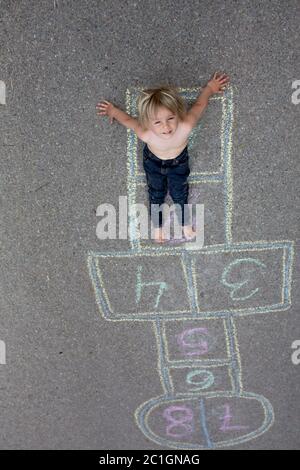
[153,227,168,243]
[183,224,197,241]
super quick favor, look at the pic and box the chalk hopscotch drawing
[87,85,294,449]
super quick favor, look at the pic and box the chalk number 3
[221,257,266,301]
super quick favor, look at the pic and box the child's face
[147,106,179,138]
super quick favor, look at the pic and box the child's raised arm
[96,99,147,140]
[96,100,129,125]
[185,71,230,129]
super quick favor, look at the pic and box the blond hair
[137,84,187,131]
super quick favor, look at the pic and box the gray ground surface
[0,0,299,450]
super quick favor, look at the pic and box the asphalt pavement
[0,0,299,450]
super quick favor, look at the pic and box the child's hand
[206,71,230,94]
[96,100,116,124]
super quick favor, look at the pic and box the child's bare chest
[145,121,190,160]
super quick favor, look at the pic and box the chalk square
[168,365,232,395]
[162,319,228,363]
[89,252,191,318]
[129,88,227,177]
[194,248,288,312]
[134,179,226,247]
[126,86,233,248]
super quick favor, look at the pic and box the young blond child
[96,71,230,243]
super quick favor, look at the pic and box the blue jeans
[143,143,191,228]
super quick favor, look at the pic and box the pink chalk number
[219,404,249,432]
[163,405,194,438]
